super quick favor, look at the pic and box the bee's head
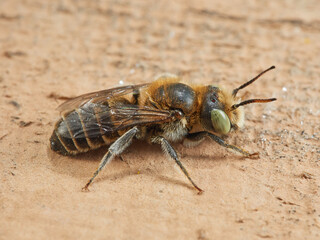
[200,66,277,134]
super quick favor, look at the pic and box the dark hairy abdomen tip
[50,131,70,156]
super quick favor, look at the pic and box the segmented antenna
[231,98,277,110]
[232,66,275,97]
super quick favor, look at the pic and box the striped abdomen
[50,103,119,156]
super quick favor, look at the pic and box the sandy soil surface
[1,0,320,239]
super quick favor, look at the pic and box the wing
[57,83,150,115]
[61,102,179,140]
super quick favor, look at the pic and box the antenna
[232,66,275,97]
[231,98,277,110]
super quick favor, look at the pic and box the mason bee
[50,66,276,193]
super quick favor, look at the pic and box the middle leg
[152,136,203,194]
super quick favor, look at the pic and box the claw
[81,183,91,192]
[195,186,204,195]
[248,152,260,159]
[197,189,204,195]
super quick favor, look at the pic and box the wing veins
[57,83,149,115]
[70,105,176,139]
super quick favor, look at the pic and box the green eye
[210,109,231,134]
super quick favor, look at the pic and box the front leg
[152,136,203,194]
[184,131,259,158]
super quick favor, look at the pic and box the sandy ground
[1,0,320,239]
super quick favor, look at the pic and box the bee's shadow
[48,140,243,189]
[94,168,195,192]
[48,140,150,178]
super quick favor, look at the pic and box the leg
[83,127,139,191]
[185,131,258,158]
[152,136,203,194]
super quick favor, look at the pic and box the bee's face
[200,86,234,135]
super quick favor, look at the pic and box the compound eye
[210,109,231,134]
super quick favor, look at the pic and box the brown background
[1,0,320,239]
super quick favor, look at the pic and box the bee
[50,66,276,193]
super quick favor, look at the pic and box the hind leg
[83,127,139,190]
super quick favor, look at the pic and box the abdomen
[50,104,119,155]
